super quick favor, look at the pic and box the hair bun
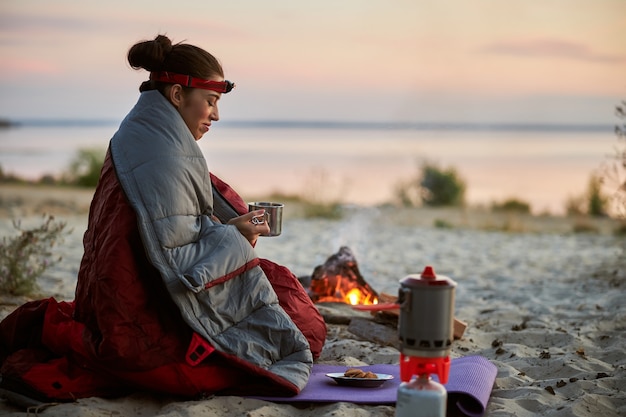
[153,34,173,56]
[127,34,173,72]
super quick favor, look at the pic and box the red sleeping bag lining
[0,153,326,402]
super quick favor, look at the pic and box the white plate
[325,372,394,388]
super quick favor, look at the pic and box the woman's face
[176,85,221,140]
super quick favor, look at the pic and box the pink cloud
[480,38,625,64]
[0,59,61,77]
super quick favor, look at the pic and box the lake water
[0,121,618,215]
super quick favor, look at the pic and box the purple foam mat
[251,355,496,417]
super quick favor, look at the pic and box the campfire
[307,246,379,306]
[303,246,468,340]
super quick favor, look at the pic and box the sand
[0,184,624,416]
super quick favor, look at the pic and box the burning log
[307,246,379,305]
[305,247,467,339]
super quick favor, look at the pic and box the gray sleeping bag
[109,90,312,390]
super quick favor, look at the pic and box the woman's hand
[227,210,270,246]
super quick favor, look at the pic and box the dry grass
[0,184,94,218]
[374,205,623,235]
[2,184,624,235]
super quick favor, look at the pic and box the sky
[0,0,625,125]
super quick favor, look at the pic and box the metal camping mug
[248,202,284,237]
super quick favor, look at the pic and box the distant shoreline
[0,118,613,133]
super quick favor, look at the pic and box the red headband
[149,71,235,93]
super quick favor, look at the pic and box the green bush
[433,218,454,229]
[587,173,609,217]
[419,162,466,207]
[0,215,69,296]
[64,147,105,187]
[391,161,466,208]
[492,198,531,214]
[564,172,609,217]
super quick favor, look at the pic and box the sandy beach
[0,184,624,416]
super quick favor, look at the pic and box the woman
[0,35,326,402]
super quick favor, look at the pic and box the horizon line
[0,118,614,133]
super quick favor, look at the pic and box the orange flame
[345,288,379,306]
[309,273,379,305]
